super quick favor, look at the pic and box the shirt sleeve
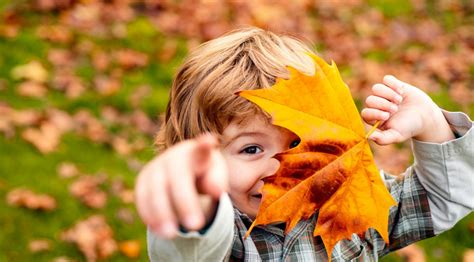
[411,110,474,234]
[341,110,473,259]
[147,193,235,262]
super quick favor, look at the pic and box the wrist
[414,106,455,143]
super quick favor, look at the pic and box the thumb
[369,129,404,145]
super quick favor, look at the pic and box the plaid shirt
[227,168,434,261]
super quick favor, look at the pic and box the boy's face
[221,114,300,219]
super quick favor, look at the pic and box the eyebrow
[222,131,265,148]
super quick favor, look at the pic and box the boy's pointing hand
[361,75,454,145]
[135,134,228,239]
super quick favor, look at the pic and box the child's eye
[289,139,300,149]
[240,145,263,154]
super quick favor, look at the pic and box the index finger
[383,75,406,95]
[192,133,218,175]
[166,144,206,231]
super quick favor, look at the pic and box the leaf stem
[365,121,381,139]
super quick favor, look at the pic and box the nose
[264,157,280,178]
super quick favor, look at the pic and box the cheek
[224,157,260,197]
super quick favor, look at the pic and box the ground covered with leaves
[0,0,472,261]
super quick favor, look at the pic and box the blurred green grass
[0,135,150,261]
[0,7,176,260]
[0,1,472,261]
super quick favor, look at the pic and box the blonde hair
[156,27,316,150]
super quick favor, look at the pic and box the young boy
[135,28,473,261]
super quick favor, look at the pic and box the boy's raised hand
[361,75,455,145]
[135,134,228,238]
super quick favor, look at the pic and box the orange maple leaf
[239,54,397,261]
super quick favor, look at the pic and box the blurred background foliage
[0,0,472,261]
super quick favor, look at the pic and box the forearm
[147,194,234,261]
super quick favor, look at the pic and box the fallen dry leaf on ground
[52,69,86,98]
[158,39,178,62]
[61,215,117,262]
[129,110,156,135]
[91,50,111,71]
[69,175,107,209]
[0,107,43,137]
[111,136,132,156]
[11,61,49,83]
[6,188,57,211]
[47,109,74,133]
[449,81,473,109]
[115,208,135,224]
[126,158,144,172]
[119,189,134,204]
[29,239,52,253]
[48,48,75,68]
[57,162,80,179]
[118,240,141,258]
[110,178,134,204]
[240,54,396,261]
[52,256,76,262]
[128,85,151,108]
[73,110,109,143]
[21,122,62,153]
[0,104,14,137]
[100,106,122,124]
[0,12,19,38]
[17,81,48,98]
[11,109,43,127]
[34,0,75,12]
[396,244,426,262]
[94,75,121,96]
[114,49,149,70]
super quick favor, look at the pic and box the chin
[247,197,262,219]
[232,195,262,220]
